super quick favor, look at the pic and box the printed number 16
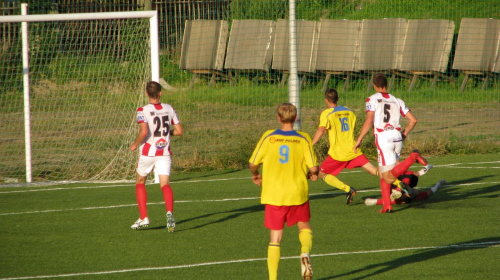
[279,145,289,164]
[340,117,349,132]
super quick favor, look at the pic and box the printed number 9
[279,145,289,164]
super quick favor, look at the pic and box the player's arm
[311,126,326,146]
[249,163,262,186]
[354,111,374,153]
[171,123,183,136]
[308,166,319,181]
[401,111,417,140]
[129,122,149,151]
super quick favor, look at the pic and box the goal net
[0,11,159,183]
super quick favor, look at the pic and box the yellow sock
[324,174,350,192]
[299,229,313,255]
[267,243,280,280]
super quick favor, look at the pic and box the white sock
[416,164,433,176]
[431,179,447,193]
[364,198,378,206]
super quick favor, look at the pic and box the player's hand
[252,174,262,186]
[353,142,361,153]
[129,143,137,151]
[309,174,318,182]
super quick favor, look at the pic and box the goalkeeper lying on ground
[364,165,448,206]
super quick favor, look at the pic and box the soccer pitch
[1,153,499,279]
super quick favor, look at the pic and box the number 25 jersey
[136,103,180,157]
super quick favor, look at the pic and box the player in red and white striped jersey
[129,81,183,231]
[355,73,429,213]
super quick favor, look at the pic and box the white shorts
[136,155,172,177]
[375,130,403,173]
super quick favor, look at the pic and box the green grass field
[1,153,499,279]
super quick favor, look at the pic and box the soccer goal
[0,7,159,183]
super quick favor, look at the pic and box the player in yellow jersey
[312,88,378,205]
[249,103,318,280]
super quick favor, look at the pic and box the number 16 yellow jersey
[249,129,317,206]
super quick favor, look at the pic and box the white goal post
[0,9,159,183]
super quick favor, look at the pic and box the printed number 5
[279,145,289,164]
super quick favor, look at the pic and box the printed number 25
[279,145,289,164]
[153,115,170,137]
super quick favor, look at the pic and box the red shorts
[264,201,310,230]
[319,154,370,176]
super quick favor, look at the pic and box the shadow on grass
[317,237,500,280]
[171,169,243,182]
[159,204,264,232]
[358,175,498,212]
[146,175,498,230]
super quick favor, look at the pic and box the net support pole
[288,0,300,130]
[21,3,32,183]
[150,11,160,82]
[150,11,161,184]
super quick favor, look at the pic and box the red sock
[380,178,392,212]
[376,199,396,205]
[390,155,416,178]
[135,184,148,219]
[161,185,174,213]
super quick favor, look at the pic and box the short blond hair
[277,103,297,123]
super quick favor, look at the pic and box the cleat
[131,217,149,229]
[431,179,448,193]
[417,164,433,176]
[365,198,378,206]
[300,253,313,280]
[411,149,428,166]
[346,187,357,205]
[166,212,175,232]
[379,208,393,213]
[390,188,402,201]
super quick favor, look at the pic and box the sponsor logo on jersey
[270,137,300,144]
[150,112,155,116]
[377,99,382,103]
[155,138,168,150]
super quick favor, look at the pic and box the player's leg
[268,229,283,280]
[379,178,393,213]
[285,202,313,280]
[265,205,286,280]
[391,151,423,178]
[320,157,356,204]
[298,222,313,280]
[360,161,378,177]
[131,156,154,229]
[157,156,175,232]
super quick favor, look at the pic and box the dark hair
[372,73,388,89]
[324,88,339,104]
[146,81,162,99]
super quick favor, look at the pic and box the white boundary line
[0,181,498,216]
[1,241,498,280]
[1,161,499,193]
